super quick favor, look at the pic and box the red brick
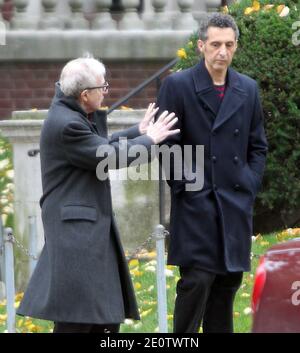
[0,90,10,99]
[9,89,33,99]
[27,80,52,89]
[28,99,52,109]
[0,99,14,109]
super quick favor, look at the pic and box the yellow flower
[140,308,153,318]
[252,1,260,12]
[234,311,241,318]
[131,270,143,277]
[244,7,254,15]
[15,292,24,301]
[0,314,7,321]
[14,301,20,309]
[221,6,229,14]
[260,241,270,247]
[129,259,139,268]
[134,282,142,290]
[177,48,187,60]
[276,5,285,14]
[263,4,274,12]
[241,292,250,298]
[120,106,133,111]
[17,319,24,327]
[27,324,40,333]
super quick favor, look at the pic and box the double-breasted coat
[18,84,154,324]
[157,60,268,274]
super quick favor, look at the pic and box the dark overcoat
[157,60,268,273]
[18,84,154,324]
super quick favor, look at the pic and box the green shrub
[0,136,14,228]
[174,1,300,229]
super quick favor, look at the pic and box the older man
[17,56,179,333]
[157,13,268,333]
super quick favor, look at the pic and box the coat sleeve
[247,83,268,186]
[110,125,141,142]
[61,121,154,171]
[156,75,186,193]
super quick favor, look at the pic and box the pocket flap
[61,205,97,222]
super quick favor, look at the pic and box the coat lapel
[92,109,108,138]
[193,60,218,117]
[212,68,248,131]
[192,60,248,131]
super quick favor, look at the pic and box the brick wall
[0,60,170,120]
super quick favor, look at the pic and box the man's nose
[219,45,227,56]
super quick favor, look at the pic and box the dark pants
[53,322,120,333]
[174,267,243,333]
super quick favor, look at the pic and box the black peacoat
[18,84,154,324]
[157,60,268,274]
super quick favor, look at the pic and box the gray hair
[59,56,106,97]
[198,13,239,41]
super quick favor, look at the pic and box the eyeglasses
[84,82,109,93]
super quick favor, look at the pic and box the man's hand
[139,103,159,134]
[146,110,180,144]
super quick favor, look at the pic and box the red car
[251,238,300,333]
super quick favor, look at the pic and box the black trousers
[53,322,120,333]
[174,267,243,333]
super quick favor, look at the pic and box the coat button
[212,155,217,163]
[234,129,239,136]
[234,184,240,191]
[233,156,239,164]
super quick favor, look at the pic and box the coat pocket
[243,165,261,196]
[61,205,97,222]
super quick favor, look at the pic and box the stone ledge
[0,109,147,141]
[0,30,193,61]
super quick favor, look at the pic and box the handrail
[107,57,178,115]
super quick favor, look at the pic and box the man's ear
[79,90,88,104]
[197,39,205,53]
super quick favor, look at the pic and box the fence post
[153,224,168,333]
[4,227,16,333]
[28,216,38,277]
[0,217,5,300]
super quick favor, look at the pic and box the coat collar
[192,60,248,131]
[53,82,107,136]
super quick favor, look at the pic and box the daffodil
[222,6,229,14]
[263,4,274,12]
[134,282,142,290]
[129,259,139,268]
[253,1,260,11]
[244,7,254,15]
[276,5,285,14]
[140,308,153,318]
[177,48,187,60]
